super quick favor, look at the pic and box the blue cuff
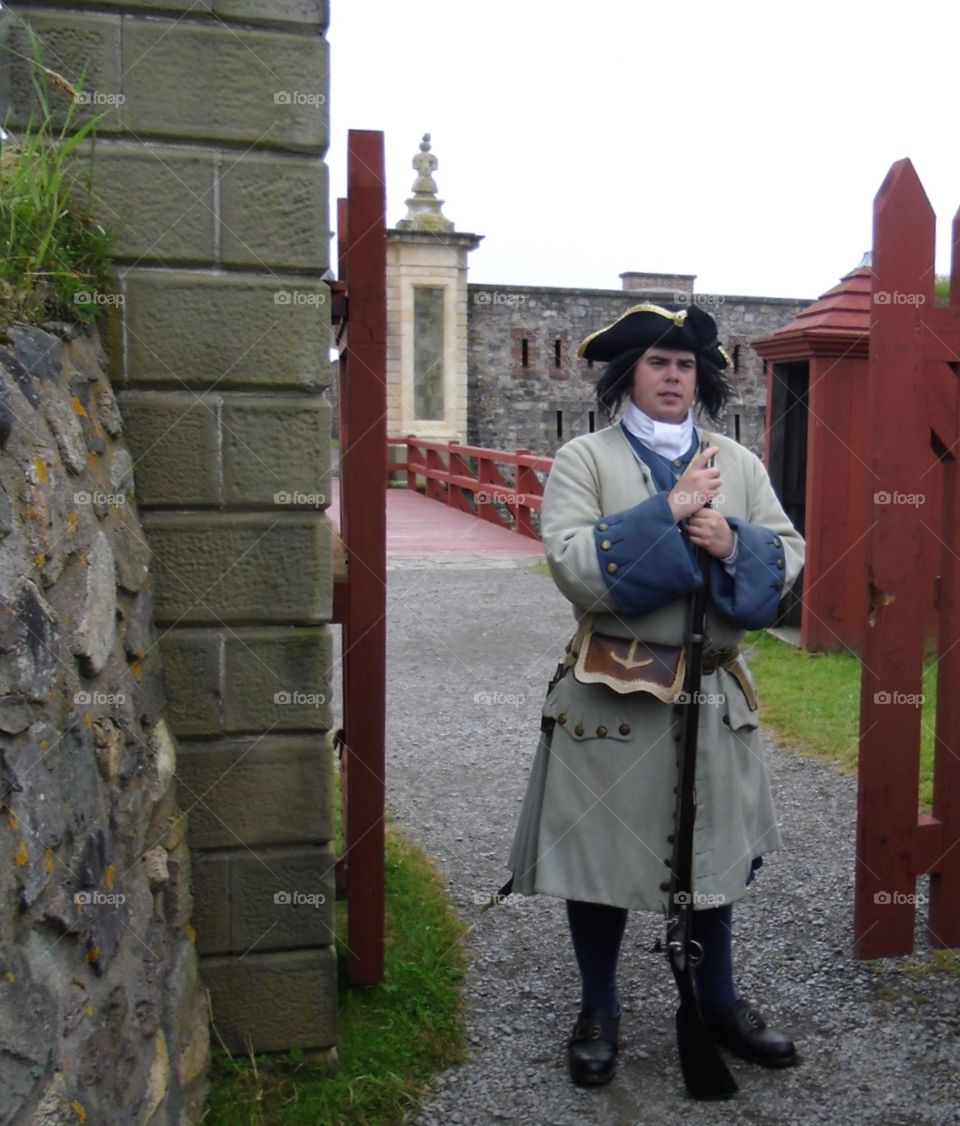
[708,518,788,629]
[594,493,702,617]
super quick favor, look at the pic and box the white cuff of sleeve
[721,531,739,574]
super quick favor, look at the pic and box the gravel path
[365,562,959,1125]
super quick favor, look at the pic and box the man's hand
[667,446,721,521]
[687,507,735,558]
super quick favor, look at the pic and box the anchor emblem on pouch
[611,639,654,670]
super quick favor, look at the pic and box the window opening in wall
[556,410,563,440]
[554,339,562,367]
[413,285,445,420]
[588,410,595,433]
[522,338,529,368]
[734,413,741,443]
[733,345,741,374]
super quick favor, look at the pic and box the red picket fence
[856,158,960,958]
[387,435,554,540]
[331,130,386,986]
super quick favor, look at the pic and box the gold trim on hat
[576,303,689,358]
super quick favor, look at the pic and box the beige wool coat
[507,423,805,912]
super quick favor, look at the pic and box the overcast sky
[329,0,959,302]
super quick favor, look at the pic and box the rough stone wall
[466,283,811,458]
[2,0,336,1068]
[0,323,208,1125]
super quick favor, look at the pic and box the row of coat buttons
[557,715,630,737]
[598,535,617,576]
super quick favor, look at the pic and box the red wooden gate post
[856,159,960,957]
[337,130,386,984]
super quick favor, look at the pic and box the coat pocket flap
[542,675,636,742]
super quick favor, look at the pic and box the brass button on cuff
[574,724,584,736]
[619,723,630,735]
[600,539,612,551]
[558,713,567,725]
[606,562,618,575]
[659,880,670,892]
[596,725,607,737]
[598,522,609,531]
[776,558,784,569]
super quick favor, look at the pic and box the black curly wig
[595,346,733,424]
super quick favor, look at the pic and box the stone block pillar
[2,0,336,1058]
[385,134,481,441]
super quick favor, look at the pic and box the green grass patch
[0,29,119,330]
[743,630,938,808]
[205,789,467,1125]
[892,948,960,980]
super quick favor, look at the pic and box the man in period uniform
[505,303,805,1088]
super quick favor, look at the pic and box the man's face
[630,348,697,423]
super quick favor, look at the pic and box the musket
[663,453,738,1099]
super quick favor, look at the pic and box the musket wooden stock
[664,461,737,1099]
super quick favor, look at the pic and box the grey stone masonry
[0,322,209,1125]
[620,271,696,294]
[466,283,812,459]
[1,0,336,1080]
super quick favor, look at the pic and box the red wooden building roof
[752,263,872,360]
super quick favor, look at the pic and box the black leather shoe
[567,1008,620,1087]
[706,999,797,1067]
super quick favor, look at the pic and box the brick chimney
[620,271,696,295]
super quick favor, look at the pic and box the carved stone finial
[397,132,454,233]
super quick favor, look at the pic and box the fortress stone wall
[466,282,812,458]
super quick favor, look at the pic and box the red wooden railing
[387,435,553,540]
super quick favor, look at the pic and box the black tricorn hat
[577,302,731,369]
